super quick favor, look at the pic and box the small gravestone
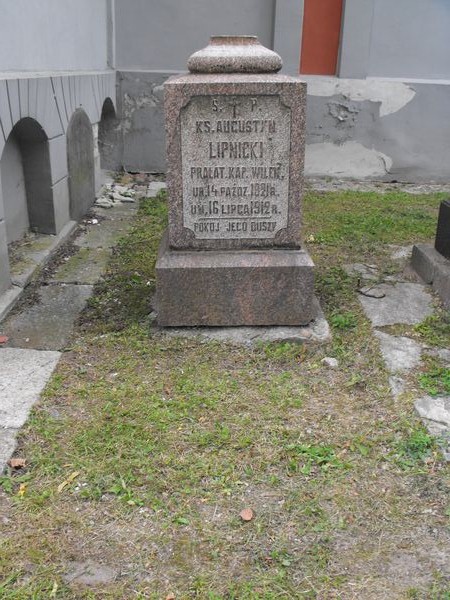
[435,200,450,259]
[156,36,316,326]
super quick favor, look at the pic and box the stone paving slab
[74,218,132,249]
[1,284,93,350]
[0,348,61,428]
[51,248,112,284]
[0,348,60,471]
[374,331,422,373]
[359,282,433,326]
[10,220,77,288]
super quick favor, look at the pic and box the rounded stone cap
[187,35,283,74]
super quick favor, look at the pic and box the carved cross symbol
[229,97,241,118]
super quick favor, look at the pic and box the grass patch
[414,311,450,348]
[419,365,450,396]
[303,190,444,252]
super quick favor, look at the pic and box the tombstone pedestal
[156,232,314,326]
[156,36,316,327]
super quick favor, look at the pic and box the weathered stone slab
[156,233,314,327]
[74,218,131,249]
[359,282,433,326]
[0,348,60,429]
[374,331,422,373]
[165,74,306,251]
[51,248,111,284]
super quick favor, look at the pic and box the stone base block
[412,243,450,308]
[156,232,315,327]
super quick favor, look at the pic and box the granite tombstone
[156,36,316,326]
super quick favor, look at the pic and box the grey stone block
[10,220,77,289]
[156,231,315,327]
[67,109,95,221]
[374,331,422,373]
[412,243,438,283]
[412,243,450,308]
[48,134,68,184]
[18,79,29,120]
[61,77,74,121]
[51,247,111,284]
[434,265,450,309]
[52,177,70,234]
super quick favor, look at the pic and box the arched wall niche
[0,117,55,243]
[98,97,122,171]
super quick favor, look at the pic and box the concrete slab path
[0,348,60,471]
[1,284,93,350]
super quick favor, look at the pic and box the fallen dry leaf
[57,471,80,493]
[166,594,176,600]
[49,581,58,598]
[8,458,26,469]
[0,335,8,344]
[240,508,254,522]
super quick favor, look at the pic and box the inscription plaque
[181,95,291,240]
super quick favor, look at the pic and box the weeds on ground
[0,190,449,598]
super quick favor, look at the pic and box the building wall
[368,0,450,79]
[114,0,275,71]
[0,0,109,72]
[115,0,450,184]
[0,0,115,296]
[340,0,450,79]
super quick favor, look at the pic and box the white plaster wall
[0,0,109,72]
[115,0,276,71]
[368,0,450,79]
